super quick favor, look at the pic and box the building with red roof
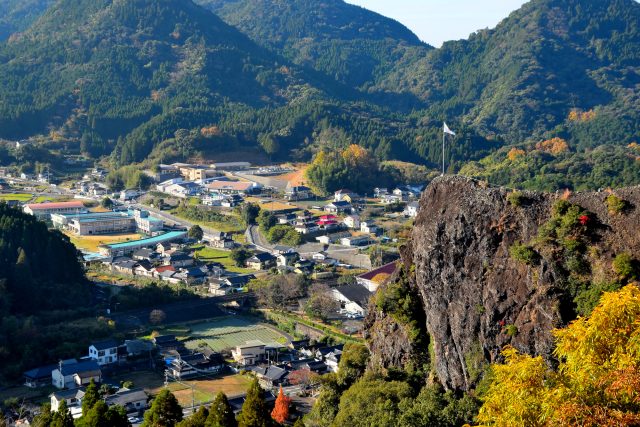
[23,201,86,220]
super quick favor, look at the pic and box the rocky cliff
[366,176,640,391]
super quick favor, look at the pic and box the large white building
[24,201,86,220]
[88,339,119,366]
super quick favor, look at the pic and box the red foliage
[579,215,590,226]
[271,386,291,424]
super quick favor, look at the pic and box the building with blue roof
[99,231,187,257]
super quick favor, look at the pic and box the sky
[346,0,530,47]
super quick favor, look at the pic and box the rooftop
[104,231,186,250]
[333,283,372,306]
[358,262,398,282]
[26,201,84,210]
[90,339,119,351]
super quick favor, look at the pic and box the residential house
[124,339,154,357]
[132,248,158,262]
[374,188,388,197]
[223,274,256,291]
[156,177,184,193]
[339,235,370,247]
[120,189,141,201]
[173,267,206,284]
[334,189,360,203]
[331,284,373,316]
[50,388,85,418]
[167,351,225,380]
[343,215,360,229]
[210,231,235,249]
[273,245,295,254]
[293,259,315,275]
[112,259,138,275]
[52,360,102,389]
[164,182,201,198]
[284,185,313,201]
[24,364,57,388]
[323,201,352,214]
[380,194,404,204]
[360,221,379,235]
[104,389,149,415]
[356,262,398,292]
[252,365,288,389]
[276,213,297,226]
[404,201,419,218]
[392,187,411,202]
[163,252,194,268]
[232,341,266,366]
[325,350,342,373]
[152,265,176,280]
[133,260,154,277]
[209,280,233,296]
[89,340,119,366]
[317,215,339,230]
[316,231,351,245]
[277,252,299,268]
[246,252,277,271]
[153,335,184,354]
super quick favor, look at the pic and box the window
[98,350,105,357]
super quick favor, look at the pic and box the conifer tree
[177,406,209,427]
[237,379,272,427]
[51,400,75,427]
[271,386,291,424]
[206,392,237,427]
[143,389,183,427]
[82,379,100,415]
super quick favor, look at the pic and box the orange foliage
[370,273,391,284]
[507,148,526,161]
[560,189,572,200]
[342,144,370,164]
[536,137,569,155]
[201,126,221,137]
[271,386,291,424]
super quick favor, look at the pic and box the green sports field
[181,316,290,352]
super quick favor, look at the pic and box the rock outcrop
[367,176,640,391]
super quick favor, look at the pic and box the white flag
[443,122,456,136]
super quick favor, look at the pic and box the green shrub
[565,255,590,275]
[507,191,524,207]
[606,194,627,214]
[574,281,623,317]
[504,324,518,337]
[509,243,538,265]
[612,253,638,280]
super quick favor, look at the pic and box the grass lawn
[65,232,143,253]
[0,193,33,202]
[108,370,165,392]
[181,317,290,352]
[192,245,252,274]
[156,374,253,406]
[33,195,71,203]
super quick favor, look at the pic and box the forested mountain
[379,0,640,144]
[196,0,430,97]
[0,0,53,40]
[0,0,638,190]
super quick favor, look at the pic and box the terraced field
[182,316,290,352]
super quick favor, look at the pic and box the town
[0,159,418,425]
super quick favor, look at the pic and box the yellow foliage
[535,137,569,155]
[342,144,370,165]
[477,285,640,427]
[370,273,391,284]
[568,109,597,122]
[507,148,526,161]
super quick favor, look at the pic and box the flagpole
[442,129,445,176]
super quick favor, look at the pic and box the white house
[50,388,85,418]
[104,388,149,415]
[360,221,379,235]
[232,341,266,366]
[88,339,119,366]
[52,360,102,389]
[331,283,372,317]
[343,215,360,229]
[404,202,419,218]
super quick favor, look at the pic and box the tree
[478,284,640,426]
[206,392,237,427]
[51,400,75,427]
[82,379,100,415]
[230,247,252,267]
[101,197,114,209]
[142,389,183,427]
[271,386,291,424]
[32,403,53,427]
[240,203,261,226]
[149,309,167,325]
[336,343,370,387]
[188,225,204,242]
[237,379,272,427]
[288,370,321,391]
[177,406,209,427]
[304,284,339,321]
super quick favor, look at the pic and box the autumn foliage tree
[271,386,291,424]
[477,284,640,426]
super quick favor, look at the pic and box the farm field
[0,193,32,202]
[65,232,143,252]
[158,375,253,407]
[192,245,252,273]
[180,316,291,352]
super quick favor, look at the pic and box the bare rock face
[367,176,640,391]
